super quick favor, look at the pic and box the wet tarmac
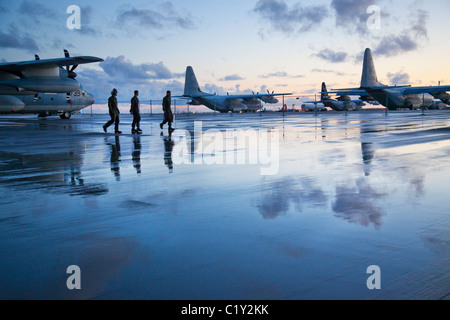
[1,110,450,300]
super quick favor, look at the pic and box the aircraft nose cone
[86,92,95,105]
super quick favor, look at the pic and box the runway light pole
[315,94,318,117]
[385,94,389,116]
[422,93,426,116]
[422,92,425,116]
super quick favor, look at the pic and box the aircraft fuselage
[324,99,363,111]
[0,88,95,116]
[365,88,434,110]
[192,96,263,113]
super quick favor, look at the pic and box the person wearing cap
[130,90,142,134]
[103,88,122,134]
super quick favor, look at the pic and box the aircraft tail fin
[184,66,209,97]
[321,82,330,102]
[361,48,380,88]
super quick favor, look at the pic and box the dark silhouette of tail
[184,66,210,97]
[321,82,330,102]
[361,48,380,88]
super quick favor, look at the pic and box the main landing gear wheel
[60,112,72,120]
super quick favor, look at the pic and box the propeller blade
[63,50,78,78]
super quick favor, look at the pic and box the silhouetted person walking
[103,88,121,134]
[130,90,142,134]
[160,91,174,134]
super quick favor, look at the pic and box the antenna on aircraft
[35,54,40,61]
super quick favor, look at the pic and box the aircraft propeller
[64,49,79,79]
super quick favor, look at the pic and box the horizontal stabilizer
[327,89,368,95]
[304,101,324,104]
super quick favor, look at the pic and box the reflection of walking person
[103,88,122,134]
[132,135,142,174]
[160,91,174,134]
[107,136,121,181]
[162,133,175,173]
[130,90,142,134]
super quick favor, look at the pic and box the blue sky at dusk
[1,0,449,109]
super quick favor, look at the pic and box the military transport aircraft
[313,82,366,111]
[181,66,291,113]
[329,48,450,110]
[0,50,102,118]
[11,85,95,119]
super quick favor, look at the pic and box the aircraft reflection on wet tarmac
[0,139,108,197]
[1,112,450,300]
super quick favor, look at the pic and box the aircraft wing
[177,93,292,101]
[227,93,292,100]
[333,84,450,95]
[329,86,412,96]
[0,56,104,74]
[404,86,450,94]
[0,55,103,94]
[303,101,325,104]
[304,99,362,104]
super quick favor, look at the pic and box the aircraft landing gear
[60,112,72,120]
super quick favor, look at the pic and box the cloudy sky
[1,0,449,109]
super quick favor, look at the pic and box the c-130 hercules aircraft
[181,66,292,113]
[0,50,103,119]
[329,48,450,110]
